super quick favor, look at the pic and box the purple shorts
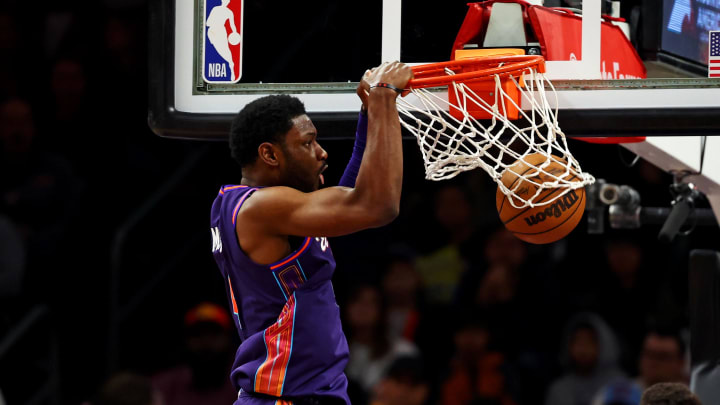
[235,389,292,405]
[234,390,344,405]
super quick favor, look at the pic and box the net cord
[397,66,595,209]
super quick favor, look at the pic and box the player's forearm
[352,89,403,224]
[338,111,368,188]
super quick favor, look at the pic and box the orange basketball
[495,153,586,244]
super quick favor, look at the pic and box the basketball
[228,32,241,45]
[496,153,586,244]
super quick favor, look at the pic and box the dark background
[1,0,718,404]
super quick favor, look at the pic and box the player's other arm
[242,62,412,237]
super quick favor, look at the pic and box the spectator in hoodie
[545,312,625,405]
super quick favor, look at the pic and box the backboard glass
[148,0,720,219]
[149,0,720,140]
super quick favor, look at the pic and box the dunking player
[210,62,413,405]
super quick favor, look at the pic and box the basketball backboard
[149,0,720,139]
[148,0,720,218]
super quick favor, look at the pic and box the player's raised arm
[236,62,412,239]
[337,69,373,188]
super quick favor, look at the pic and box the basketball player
[210,61,413,405]
[206,0,239,81]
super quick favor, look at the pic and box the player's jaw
[281,154,327,193]
[281,114,328,192]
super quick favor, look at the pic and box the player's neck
[241,168,281,188]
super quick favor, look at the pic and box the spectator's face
[382,260,421,305]
[484,228,527,269]
[105,17,136,54]
[374,378,428,405]
[346,287,381,330]
[186,326,231,355]
[0,14,18,51]
[475,264,518,306]
[434,186,471,231]
[569,327,598,374]
[0,100,35,155]
[454,325,489,360]
[52,60,86,106]
[606,241,642,281]
[639,334,685,386]
[185,323,233,385]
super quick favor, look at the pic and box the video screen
[662,0,720,65]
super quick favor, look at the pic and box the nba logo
[203,0,243,83]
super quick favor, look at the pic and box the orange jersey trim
[219,185,249,195]
[254,295,296,396]
[232,187,259,226]
[270,238,311,270]
[228,276,239,316]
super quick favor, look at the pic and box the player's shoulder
[213,185,253,208]
[237,186,301,210]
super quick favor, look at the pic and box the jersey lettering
[315,236,329,252]
[211,226,223,253]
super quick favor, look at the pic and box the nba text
[207,63,228,78]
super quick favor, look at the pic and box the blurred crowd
[0,1,714,405]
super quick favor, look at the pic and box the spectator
[597,379,643,405]
[91,373,161,405]
[595,236,662,366]
[545,312,624,405]
[637,329,688,387]
[454,226,530,317]
[0,214,24,298]
[381,250,424,342]
[592,328,688,405]
[344,284,419,399]
[415,184,482,305]
[152,303,236,405]
[50,58,88,124]
[372,356,431,405]
[641,383,702,405]
[103,14,143,77]
[455,226,548,355]
[440,316,518,405]
[0,98,79,295]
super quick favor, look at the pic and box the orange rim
[407,55,545,89]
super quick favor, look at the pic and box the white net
[397,64,595,209]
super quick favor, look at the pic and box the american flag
[711,31,720,78]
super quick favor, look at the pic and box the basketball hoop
[397,55,595,209]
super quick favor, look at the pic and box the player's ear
[258,142,280,167]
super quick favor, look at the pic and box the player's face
[280,114,327,193]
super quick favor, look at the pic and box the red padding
[528,6,646,79]
[573,137,646,144]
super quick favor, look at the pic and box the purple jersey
[210,185,350,404]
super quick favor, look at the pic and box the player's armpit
[237,185,398,238]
